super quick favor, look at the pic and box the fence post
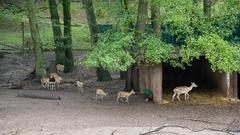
[21,22,25,53]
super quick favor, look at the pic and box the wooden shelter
[138,57,239,104]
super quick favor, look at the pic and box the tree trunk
[84,0,112,81]
[84,0,98,47]
[26,0,47,78]
[120,0,134,28]
[63,0,74,72]
[96,67,112,81]
[150,64,163,104]
[48,0,65,64]
[151,1,163,104]
[136,0,148,35]
[203,0,211,18]
[125,0,148,90]
[151,2,160,37]
[120,0,132,80]
[120,71,127,79]
[125,66,133,90]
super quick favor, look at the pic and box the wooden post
[233,72,238,98]
[21,22,25,52]
[151,63,163,104]
[228,72,238,98]
[139,66,145,93]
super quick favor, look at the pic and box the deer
[117,89,135,104]
[49,73,62,89]
[96,88,108,101]
[172,82,198,101]
[76,81,84,93]
[56,64,64,73]
[41,77,50,89]
[40,77,56,90]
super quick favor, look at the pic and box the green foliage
[80,31,135,71]
[0,6,26,20]
[139,35,175,64]
[181,34,240,72]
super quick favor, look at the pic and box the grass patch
[0,31,23,46]
[0,22,91,51]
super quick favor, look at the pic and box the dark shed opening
[163,56,229,96]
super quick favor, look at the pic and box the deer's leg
[172,93,176,101]
[187,93,189,100]
[127,97,129,104]
[81,88,83,93]
[117,97,119,103]
[53,83,56,90]
[101,96,103,101]
[177,93,181,101]
[184,93,187,101]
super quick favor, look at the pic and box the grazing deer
[172,82,198,101]
[41,77,56,90]
[56,64,64,73]
[117,89,135,104]
[96,88,108,101]
[41,77,49,89]
[76,81,84,93]
[49,73,62,89]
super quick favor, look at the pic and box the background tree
[62,0,74,72]
[84,0,112,81]
[125,0,148,90]
[203,0,211,18]
[48,0,65,65]
[25,0,47,78]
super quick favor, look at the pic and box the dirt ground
[0,52,240,135]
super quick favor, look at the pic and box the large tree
[25,0,47,78]
[62,0,74,72]
[125,0,148,90]
[150,0,163,104]
[136,0,148,35]
[203,0,211,18]
[48,0,65,65]
[84,0,112,81]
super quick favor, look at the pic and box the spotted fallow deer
[172,82,198,101]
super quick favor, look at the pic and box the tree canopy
[81,0,240,73]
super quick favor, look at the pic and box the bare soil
[0,52,240,135]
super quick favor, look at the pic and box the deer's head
[130,89,136,95]
[191,82,198,88]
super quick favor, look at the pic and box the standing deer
[117,89,135,104]
[41,77,49,89]
[76,81,84,93]
[172,82,198,101]
[96,88,108,101]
